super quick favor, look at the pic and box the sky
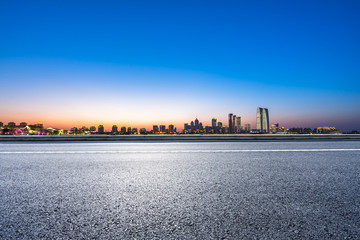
[0,0,360,131]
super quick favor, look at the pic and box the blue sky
[0,0,359,131]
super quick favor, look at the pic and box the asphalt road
[1,141,360,239]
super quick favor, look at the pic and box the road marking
[0,149,360,154]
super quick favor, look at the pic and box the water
[1,141,360,239]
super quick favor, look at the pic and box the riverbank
[0,134,360,142]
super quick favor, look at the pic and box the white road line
[0,149,360,154]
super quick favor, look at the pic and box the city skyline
[0,107,355,133]
[1,1,360,131]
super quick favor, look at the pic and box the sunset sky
[1,1,360,131]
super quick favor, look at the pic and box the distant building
[140,128,147,134]
[37,123,44,128]
[153,125,159,133]
[235,117,241,133]
[98,125,104,134]
[256,107,269,133]
[127,127,132,134]
[316,127,340,134]
[168,124,175,134]
[245,123,251,133]
[212,118,217,128]
[8,122,16,127]
[228,114,233,133]
[111,125,118,133]
[195,118,199,129]
[0,122,3,127]
[121,127,126,134]
[19,122,27,127]
[160,125,166,133]
[218,122,223,127]
[233,115,236,133]
[89,126,96,132]
[132,128,138,134]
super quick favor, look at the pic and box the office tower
[127,127,132,134]
[153,125,159,133]
[256,107,269,133]
[184,123,189,131]
[233,115,236,133]
[169,124,174,134]
[98,125,104,134]
[245,123,251,132]
[19,122,27,127]
[132,128,138,134]
[228,113,233,133]
[195,118,199,130]
[160,125,166,133]
[235,116,241,133]
[140,128,147,134]
[121,127,126,134]
[212,118,217,128]
[8,122,16,127]
[112,125,118,133]
[0,122,3,127]
[89,126,96,132]
[218,122,223,127]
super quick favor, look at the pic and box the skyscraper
[212,118,217,128]
[245,123,251,132]
[168,124,174,134]
[160,125,166,133]
[153,125,159,133]
[228,113,233,133]
[256,107,269,133]
[235,116,241,133]
[233,115,236,133]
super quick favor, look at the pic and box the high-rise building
[90,126,96,132]
[256,107,269,133]
[195,118,199,129]
[168,124,174,134]
[218,122,223,127]
[127,127,132,134]
[153,125,159,133]
[233,115,236,133]
[140,128,147,134]
[160,125,166,133]
[228,113,233,133]
[112,125,118,133]
[212,118,217,128]
[235,116,241,133]
[245,123,251,132]
[121,127,126,134]
[98,125,104,134]
[132,128,138,134]
[0,122,3,127]
[19,122,27,127]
